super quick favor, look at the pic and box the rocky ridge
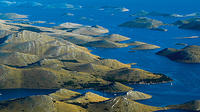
[157,45,200,63]
[0,89,167,112]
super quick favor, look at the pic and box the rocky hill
[0,89,166,112]
[174,17,200,30]
[0,20,172,92]
[157,45,200,63]
[166,100,200,111]
[119,17,167,31]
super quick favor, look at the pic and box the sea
[0,0,200,111]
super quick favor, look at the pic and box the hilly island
[0,18,176,112]
[0,2,200,111]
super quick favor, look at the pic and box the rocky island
[0,89,167,112]
[0,18,175,112]
[53,23,132,48]
[129,41,160,50]
[0,20,173,91]
[0,88,198,112]
[166,100,200,111]
[119,17,167,31]
[131,10,200,18]
[157,45,200,63]
[173,17,200,30]
[0,13,28,20]
[0,0,199,112]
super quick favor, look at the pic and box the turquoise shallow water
[0,0,200,111]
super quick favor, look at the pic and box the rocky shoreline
[0,19,175,112]
[0,13,199,111]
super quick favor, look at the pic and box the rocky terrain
[124,90,152,100]
[131,44,160,50]
[0,19,175,111]
[0,1,199,112]
[0,89,167,112]
[131,10,200,18]
[173,17,200,30]
[129,41,160,50]
[0,89,88,112]
[166,100,200,111]
[0,82,197,112]
[157,45,200,63]
[176,36,200,39]
[119,17,167,31]
[0,13,28,20]
[87,96,163,112]
[52,22,132,48]
[0,20,172,93]
[104,68,171,84]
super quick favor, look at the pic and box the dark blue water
[0,0,200,111]
[0,89,58,101]
[0,89,116,101]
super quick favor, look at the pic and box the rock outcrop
[52,23,132,48]
[0,89,87,112]
[124,90,152,100]
[82,40,128,48]
[96,82,133,93]
[104,68,172,84]
[166,100,200,111]
[66,92,109,105]
[131,44,160,50]
[157,45,200,63]
[130,41,160,50]
[131,10,200,18]
[174,17,200,30]
[0,13,28,20]
[119,17,166,31]
[0,20,172,92]
[49,89,81,101]
[71,25,109,36]
[99,34,130,42]
[0,89,167,112]
[57,22,83,29]
[88,96,163,112]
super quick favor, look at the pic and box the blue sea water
[0,0,200,111]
